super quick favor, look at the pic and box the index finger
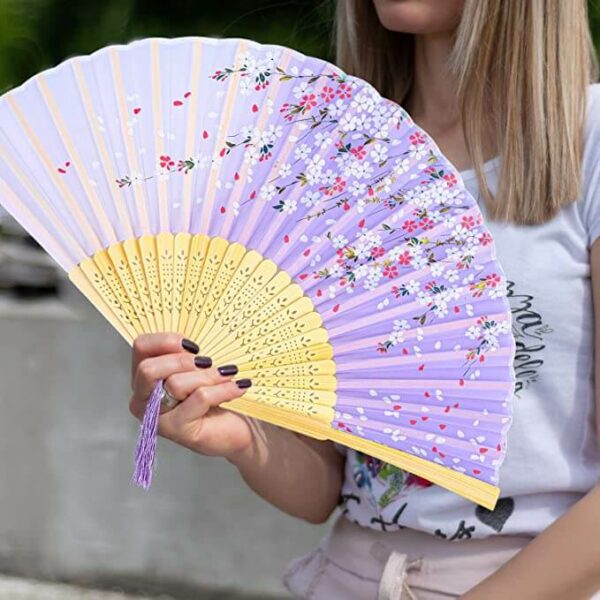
[132,333,199,375]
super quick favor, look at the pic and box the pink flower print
[320,86,335,103]
[424,280,438,292]
[371,246,385,259]
[299,93,317,112]
[444,173,457,187]
[402,219,418,233]
[336,82,352,99]
[383,264,398,279]
[479,232,493,246]
[420,216,434,230]
[409,131,426,146]
[350,145,367,160]
[485,273,501,287]
[159,155,175,170]
[397,251,412,266]
[279,103,294,122]
[322,176,346,197]
[332,176,346,193]
[461,215,475,229]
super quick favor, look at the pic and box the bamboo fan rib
[0,37,516,510]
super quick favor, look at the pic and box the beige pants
[283,514,599,599]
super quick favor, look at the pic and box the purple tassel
[132,379,163,489]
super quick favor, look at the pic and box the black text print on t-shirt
[506,279,553,397]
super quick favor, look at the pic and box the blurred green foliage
[0,0,334,92]
[0,0,599,93]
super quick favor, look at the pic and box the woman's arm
[130,333,344,524]
[228,421,345,524]
[461,239,600,600]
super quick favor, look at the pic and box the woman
[129,0,600,597]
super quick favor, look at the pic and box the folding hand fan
[0,36,515,509]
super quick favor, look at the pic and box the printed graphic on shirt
[340,280,551,536]
[506,279,554,396]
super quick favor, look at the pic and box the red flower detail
[383,264,398,279]
[397,251,412,266]
[479,232,493,246]
[320,86,335,103]
[409,131,426,145]
[402,219,418,233]
[485,273,501,287]
[420,216,434,230]
[299,93,317,111]
[371,246,385,259]
[336,82,352,99]
[159,155,175,169]
[406,474,433,488]
[444,173,457,187]
[350,145,366,160]
[461,215,475,229]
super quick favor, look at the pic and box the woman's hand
[129,332,345,524]
[129,333,254,460]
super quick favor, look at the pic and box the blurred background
[0,1,599,599]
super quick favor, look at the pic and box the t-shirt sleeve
[579,83,600,247]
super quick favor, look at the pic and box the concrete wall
[0,279,332,598]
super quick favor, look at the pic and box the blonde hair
[336,0,599,225]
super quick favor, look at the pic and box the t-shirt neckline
[458,155,501,181]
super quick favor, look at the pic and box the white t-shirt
[337,83,600,539]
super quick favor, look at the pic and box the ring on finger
[159,382,182,410]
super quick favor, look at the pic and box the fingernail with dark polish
[236,378,252,389]
[218,364,238,377]
[182,338,199,354]
[194,356,212,369]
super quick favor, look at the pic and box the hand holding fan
[0,37,515,509]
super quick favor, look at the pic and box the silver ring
[159,382,182,410]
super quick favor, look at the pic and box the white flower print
[300,191,321,207]
[260,184,276,201]
[466,325,481,340]
[280,198,297,214]
[278,162,292,178]
[294,144,311,161]
[370,144,388,163]
[331,234,349,249]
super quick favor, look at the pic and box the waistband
[320,514,533,596]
